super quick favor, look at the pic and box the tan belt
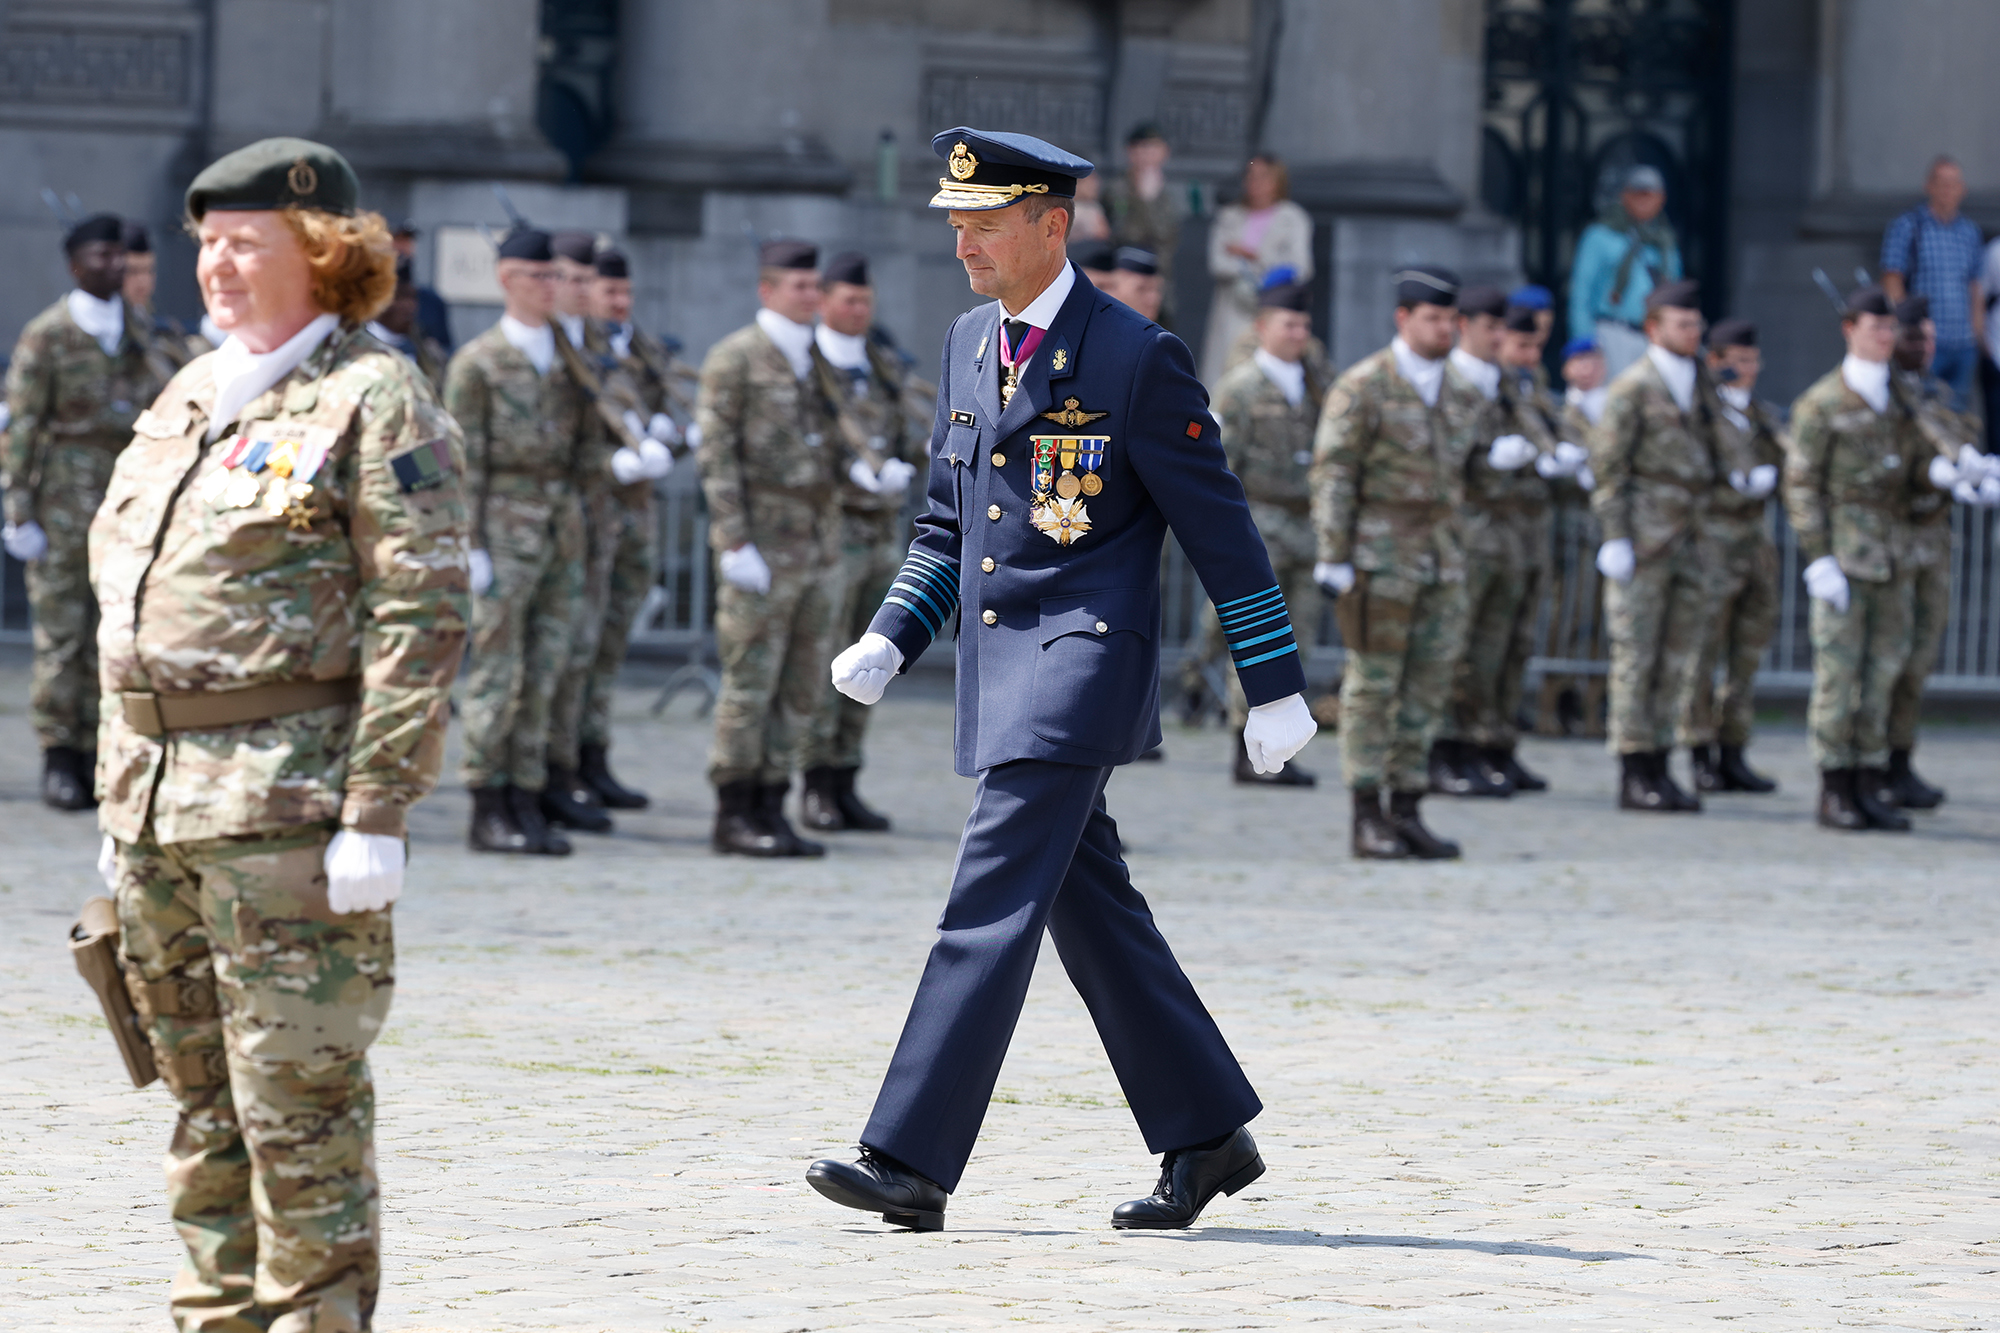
[121,678,360,738]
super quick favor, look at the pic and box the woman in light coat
[1202,155,1313,386]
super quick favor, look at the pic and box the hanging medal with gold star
[1030,496,1092,546]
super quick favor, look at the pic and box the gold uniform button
[991,452,1006,468]
[1095,620,1108,634]
[982,609,998,626]
[981,557,996,572]
[987,504,1002,520]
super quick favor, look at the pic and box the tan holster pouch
[69,897,158,1089]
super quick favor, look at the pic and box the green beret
[186,137,358,220]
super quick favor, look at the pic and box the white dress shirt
[1448,346,1501,402]
[1566,384,1608,426]
[67,289,125,356]
[1717,383,1754,432]
[1646,343,1697,412]
[500,315,555,376]
[1841,353,1890,413]
[206,311,341,442]
[605,321,634,361]
[1252,347,1306,407]
[756,307,816,380]
[994,260,1078,376]
[1391,336,1446,408]
[558,313,587,351]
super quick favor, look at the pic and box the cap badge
[287,159,318,198]
[948,142,979,182]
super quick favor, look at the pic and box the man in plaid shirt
[1882,156,1985,412]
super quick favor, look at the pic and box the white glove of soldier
[1535,440,1589,479]
[1980,475,2000,506]
[610,446,648,485]
[323,831,405,914]
[0,403,11,434]
[1595,537,1635,584]
[1575,463,1596,492]
[1313,561,1355,597]
[1728,464,1778,498]
[847,457,884,494]
[1243,693,1318,775]
[683,421,702,450]
[830,631,904,705]
[637,437,673,478]
[1802,554,1850,613]
[467,549,494,595]
[1487,433,1538,471]
[2,520,47,562]
[719,542,772,594]
[1928,454,1961,490]
[648,412,682,447]
[876,458,918,494]
[1952,477,1982,505]
[97,835,117,891]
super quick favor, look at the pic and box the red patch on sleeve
[1185,420,1203,438]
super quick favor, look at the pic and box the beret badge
[287,158,318,198]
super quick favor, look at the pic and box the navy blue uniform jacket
[869,264,1309,776]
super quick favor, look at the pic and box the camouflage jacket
[696,322,840,564]
[1899,368,1981,531]
[89,321,471,845]
[1784,366,1926,582]
[1589,351,1739,559]
[4,296,166,526]
[812,340,916,520]
[1213,355,1320,511]
[1710,394,1789,527]
[1465,367,1558,512]
[444,322,607,547]
[1311,344,1484,586]
[588,319,696,423]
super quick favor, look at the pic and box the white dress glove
[3,520,47,562]
[1980,475,2000,506]
[719,543,772,594]
[1313,561,1355,597]
[1536,441,1588,479]
[97,835,117,891]
[648,412,682,446]
[637,437,673,478]
[1952,478,1982,505]
[1575,463,1596,492]
[1487,433,1537,471]
[1728,464,1777,498]
[1243,693,1318,775]
[1595,537,1635,584]
[1802,554,1850,613]
[876,458,918,494]
[847,457,883,494]
[324,831,405,914]
[468,549,494,595]
[610,446,648,485]
[830,631,904,705]
[1928,454,1960,491]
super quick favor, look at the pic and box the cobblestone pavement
[4,651,1996,1331]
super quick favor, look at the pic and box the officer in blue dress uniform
[805,128,1318,1232]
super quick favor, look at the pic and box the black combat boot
[1654,750,1702,811]
[1387,789,1460,860]
[467,785,531,853]
[1487,745,1547,792]
[758,780,825,858]
[1817,768,1868,830]
[1233,729,1317,786]
[1885,748,1944,809]
[541,764,613,833]
[1853,767,1912,832]
[1461,743,1516,797]
[579,742,649,809]
[1717,744,1777,792]
[800,766,847,832]
[1618,751,1670,812]
[1690,744,1720,793]
[1428,739,1479,797]
[834,767,892,831]
[712,780,786,856]
[41,746,95,811]
[1350,787,1408,860]
[509,785,572,855]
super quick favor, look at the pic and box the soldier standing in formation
[93,137,469,1331]
[119,221,203,374]
[1682,317,1783,793]
[4,212,165,809]
[798,251,917,831]
[1311,267,1481,860]
[1103,124,1184,328]
[366,256,450,392]
[696,239,841,857]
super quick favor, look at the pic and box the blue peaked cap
[929,127,1094,211]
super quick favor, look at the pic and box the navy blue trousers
[862,759,1262,1192]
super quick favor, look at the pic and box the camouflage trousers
[798,517,900,772]
[1886,532,1952,751]
[1603,536,1722,755]
[26,491,103,749]
[1809,572,1913,771]
[708,556,837,788]
[579,492,655,750]
[1681,527,1779,749]
[548,488,621,772]
[459,492,584,789]
[113,818,393,1333]
[1446,542,1545,749]
[1335,573,1470,792]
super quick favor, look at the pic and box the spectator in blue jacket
[1567,166,1682,379]
[1882,156,1984,412]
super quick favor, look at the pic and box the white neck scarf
[559,312,587,350]
[1252,347,1306,407]
[1391,336,1446,408]
[206,312,340,442]
[1841,353,1890,413]
[607,321,633,361]
[1566,384,1608,426]
[1647,343,1697,412]
[67,289,125,356]
[814,323,871,372]
[756,307,815,380]
[1448,346,1501,402]
[500,315,555,376]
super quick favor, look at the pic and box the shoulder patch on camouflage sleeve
[389,438,455,493]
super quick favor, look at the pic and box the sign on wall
[433,225,503,304]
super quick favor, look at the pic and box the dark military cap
[1258,281,1311,313]
[496,226,552,262]
[1894,294,1930,325]
[1114,246,1158,276]
[551,230,597,265]
[822,250,870,287]
[1645,278,1700,312]
[1503,305,1541,334]
[760,239,818,271]
[1126,121,1167,145]
[1070,240,1116,273]
[1459,285,1508,319]
[1393,266,1459,307]
[1709,317,1757,348]
[64,213,122,253]
[594,248,630,279]
[1844,284,1892,319]
[391,218,420,238]
[185,137,358,220]
[394,255,415,287]
[928,127,1094,211]
[119,220,151,254]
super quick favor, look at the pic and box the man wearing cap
[807,127,1316,1232]
[796,251,917,831]
[1104,123,1184,327]
[1311,267,1483,860]
[4,211,164,809]
[1569,165,1682,378]
[696,239,843,857]
[93,136,469,1331]
[120,220,204,374]
[1681,317,1784,794]
[1072,238,1118,292]
[366,256,450,391]
[447,225,601,855]
[1111,245,1165,323]
[1219,268,1335,387]
[389,220,454,353]
[1560,335,1609,446]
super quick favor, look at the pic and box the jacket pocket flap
[943,423,977,463]
[132,408,190,438]
[1037,587,1154,644]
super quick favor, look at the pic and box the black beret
[1894,294,1930,325]
[1844,284,1892,318]
[64,213,123,253]
[496,226,552,262]
[185,137,358,220]
[1126,121,1167,145]
[551,231,597,265]
[1459,285,1508,319]
[1258,281,1311,313]
[929,127,1094,211]
[760,239,818,271]
[1070,240,1116,272]
[1503,305,1541,334]
[394,255,415,287]
[1709,317,1757,348]
[822,250,870,287]
[593,248,629,279]
[1114,246,1158,276]
[1646,278,1701,312]
[119,220,151,253]
[1394,266,1459,308]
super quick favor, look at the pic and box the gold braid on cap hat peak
[937,140,1052,202]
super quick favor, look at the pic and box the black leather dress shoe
[806,1147,946,1231]
[1112,1126,1264,1230]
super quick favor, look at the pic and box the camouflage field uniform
[1887,369,1976,750]
[1589,353,1736,755]
[1312,347,1483,792]
[1681,395,1787,749]
[1204,355,1324,727]
[446,323,596,790]
[89,322,470,1331]
[1784,367,1924,771]
[3,296,165,750]
[697,323,841,788]
[798,339,917,771]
